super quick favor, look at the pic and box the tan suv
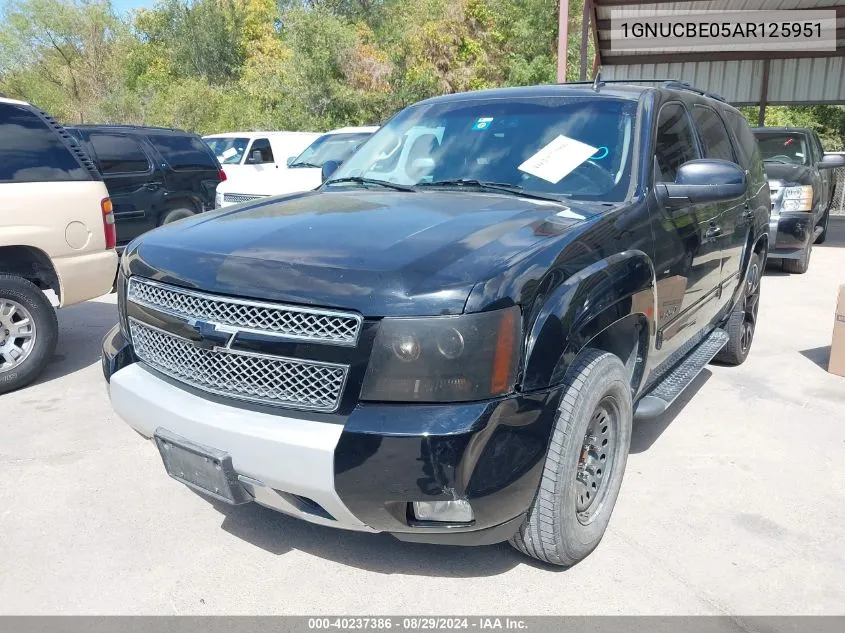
[0,96,118,393]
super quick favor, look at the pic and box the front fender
[521,250,655,391]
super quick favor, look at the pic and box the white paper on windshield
[518,135,598,184]
[221,147,238,159]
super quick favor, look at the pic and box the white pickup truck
[213,127,378,207]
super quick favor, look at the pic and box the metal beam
[557,0,570,83]
[591,0,602,77]
[758,58,771,126]
[580,0,591,80]
[601,49,845,64]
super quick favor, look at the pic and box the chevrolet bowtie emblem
[187,319,239,351]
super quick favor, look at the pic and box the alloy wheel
[0,299,37,372]
[740,261,761,353]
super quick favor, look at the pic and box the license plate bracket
[154,428,251,505]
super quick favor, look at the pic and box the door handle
[144,183,161,191]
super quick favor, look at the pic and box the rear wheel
[159,207,195,225]
[0,275,58,394]
[510,348,632,567]
[782,241,812,274]
[714,253,761,366]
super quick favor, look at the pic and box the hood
[219,167,322,197]
[763,162,815,186]
[125,189,591,317]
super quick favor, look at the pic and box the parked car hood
[763,162,815,186]
[124,189,592,317]
[219,167,322,197]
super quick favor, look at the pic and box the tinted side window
[149,133,216,171]
[723,111,757,168]
[724,111,765,181]
[246,138,274,164]
[0,103,88,183]
[692,106,735,162]
[89,133,150,174]
[654,103,700,182]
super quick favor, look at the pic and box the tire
[714,253,761,366]
[782,240,811,274]
[0,275,58,394]
[159,207,195,225]
[510,348,633,567]
[815,208,829,244]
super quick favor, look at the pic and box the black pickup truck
[752,127,844,273]
[102,81,769,567]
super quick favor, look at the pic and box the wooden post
[580,0,591,81]
[758,58,771,127]
[557,0,570,83]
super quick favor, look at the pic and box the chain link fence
[833,164,845,215]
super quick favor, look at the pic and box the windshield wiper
[289,161,321,168]
[324,177,417,192]
[417,179,564,203]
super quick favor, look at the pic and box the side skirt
[634,328,728,420]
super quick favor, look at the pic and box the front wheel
[510,348,632,567]
[782,241,812,274]
[815,208,830,244]
[0,275,58,394]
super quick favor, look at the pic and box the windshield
[290,133,372,168]
[328,96,637,201]
[204,137,249,165]
[754,132,810,166]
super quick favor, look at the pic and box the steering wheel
[768,154,794,163]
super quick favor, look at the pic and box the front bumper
[103,325,562,545]
[768,213,814,259]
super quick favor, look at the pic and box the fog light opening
[411,499,474,523]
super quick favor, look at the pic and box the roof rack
[561,78,727,102]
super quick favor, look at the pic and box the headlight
[360,306,521,403]
[781,185,813,212]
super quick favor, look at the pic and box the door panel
[83,132,163,246]
[649,103,719,369]
[691,105,746,313]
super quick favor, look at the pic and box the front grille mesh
[130,320,347,411]
[128,278,361,345]
[223,192,266,204]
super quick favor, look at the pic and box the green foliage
[0,0,839,147]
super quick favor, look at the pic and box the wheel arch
[0,245,61,301]
[520,249,655,395]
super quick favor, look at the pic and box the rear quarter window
[148,133,218,171]
[0,102,90,183]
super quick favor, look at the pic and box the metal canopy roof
[575,0,845,108]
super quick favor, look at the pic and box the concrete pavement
[1,221,844,615]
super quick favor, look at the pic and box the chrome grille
[223,192,266,204]
[130,320,348,411]
[128,278,362,345]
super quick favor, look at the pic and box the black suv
[67,125,223,250]
[102,81,769,566]
[752,126,844,274]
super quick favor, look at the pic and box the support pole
[557,0,570,83]
[758,58,771,127]
[580,0,590,81]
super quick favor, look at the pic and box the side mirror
[659,159,746,208]
[251,150,263,164]
[286,156,296,167]
[321,160,341,182]
[819,153,845,170]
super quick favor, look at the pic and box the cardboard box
[828,284,845,378]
